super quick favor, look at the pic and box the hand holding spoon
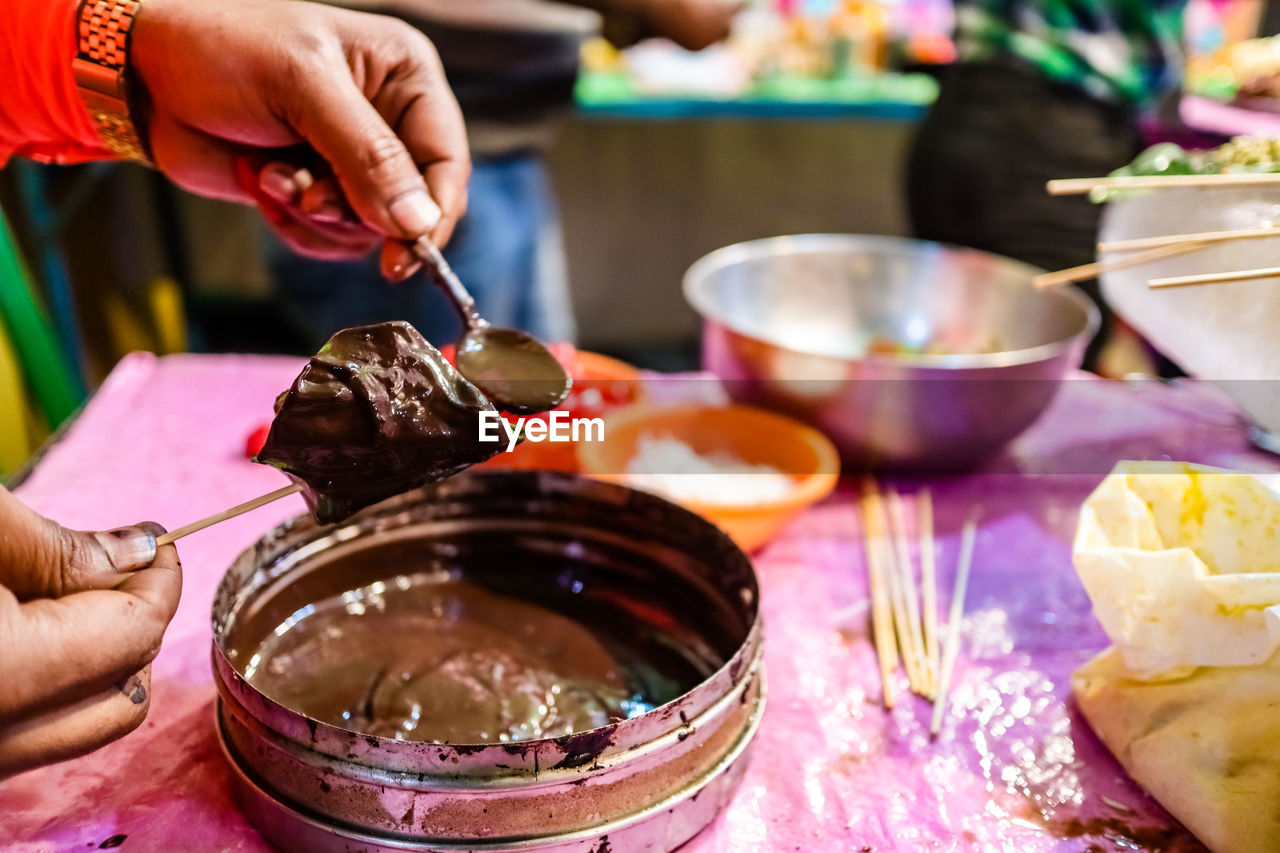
[411,237,572,415]
[150,164,574,550]
[233,156,570,414]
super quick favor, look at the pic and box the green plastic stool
[0,206,85,429]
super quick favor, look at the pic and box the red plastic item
[245,423,271,459]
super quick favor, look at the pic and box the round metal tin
[212,471,765,852]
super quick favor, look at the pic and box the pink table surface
[2,353,1276,853]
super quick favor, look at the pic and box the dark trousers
[906,62,1144,368]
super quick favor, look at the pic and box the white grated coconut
[623,435,795,506]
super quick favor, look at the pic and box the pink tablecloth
[2,353,1275,852]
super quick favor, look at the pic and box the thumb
[288,73,442,241]
[0,488,161,601]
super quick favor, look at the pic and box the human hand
[0,488,182,779]
[129,0,470,279]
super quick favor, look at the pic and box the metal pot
[212,470,764,852]
[684,234,1098,470]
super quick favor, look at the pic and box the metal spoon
[412,237,572,414]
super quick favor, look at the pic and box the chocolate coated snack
[255,321,505,523]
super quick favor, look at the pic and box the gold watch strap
[73,0,153,166]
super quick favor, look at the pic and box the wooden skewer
[888,489,929,696]
[1048,172,1280,196]
[878,489,923,693]
[155,483,304,547]
[1149,266,1280,290]
[930,516,978,739]
[919,490,940,699]
[861,478,898,710]
[1033,240,1209,288]
[1097,224,1280,253]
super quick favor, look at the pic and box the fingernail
[388,258,421,282]
[259,165,300,205]
[307,199,346,224]
[292,168,316,193]
[96,525,159,572]
[389,191,441,237]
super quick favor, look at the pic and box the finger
[423,158,467,247]
[286,58,446,242]
[240,161,379,258]
[0,667,151,780]
[149,113,252,204]
[377,55,470,247]
[234,158,294,229]
[270,215,381,260]
[299,177,358,225]
[0,542,181,724]
[255,162,302,207]
[0,487,159,600]
[380,240,421,282]
[66,522,165,595]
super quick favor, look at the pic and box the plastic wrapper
[1072,461,1280,853]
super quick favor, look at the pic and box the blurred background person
[267,0,741,353]
[905,0,1191,373]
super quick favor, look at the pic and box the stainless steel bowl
[213,470,764,852]
[684,235,1099,470]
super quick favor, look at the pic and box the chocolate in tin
[212,470,765,852]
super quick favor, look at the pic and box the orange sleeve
[0,0,114,166]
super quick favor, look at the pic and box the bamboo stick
[1033,241,1209,288]
[1097,224,1280,253]
[1048,172,1280,196]
[861,478,899,709]
[1149,266,1280,289]
[919,490,940,699]
[155,483,304,547]
[888,489,929,696]
[930,517,978,738]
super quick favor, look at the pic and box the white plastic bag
[1072,461,1280,853]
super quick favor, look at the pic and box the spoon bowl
[455,326,573,415]
[414,238,571,413]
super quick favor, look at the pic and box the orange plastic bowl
[475,348,647,473]
[576,404,840,551]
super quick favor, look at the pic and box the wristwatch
[72,0,153,166]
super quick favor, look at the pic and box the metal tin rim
[218,669,766,852]
[213,622,763,793]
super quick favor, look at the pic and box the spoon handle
[413,238,485,328]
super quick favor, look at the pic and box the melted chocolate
[242,574,666,743]
[255,322,504,524]
[221,472,751,746]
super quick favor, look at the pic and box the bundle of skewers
[1034,169,1280,290]
[860,478,976,737]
